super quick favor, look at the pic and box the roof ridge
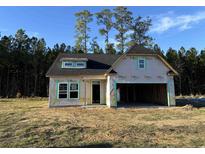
[126,44,155,54]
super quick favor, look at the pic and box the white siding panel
[113,56,170,83]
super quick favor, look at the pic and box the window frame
[76,61,86,68]
[62,61,74,68]
[62,61,86,69]
[69,81,79,100]
[138,57,145,69]
[58,82,68,99]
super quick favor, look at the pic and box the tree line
[74,6,153,54]
[0,6,205,98]
[166,47,205,96]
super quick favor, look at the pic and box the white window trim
[58,82,68,99]
[76,61,86,68]
[138,57,145,69]
[62,61,86,69]
[62,61,74,68]
[69,81,80,100]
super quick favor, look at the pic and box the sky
[0,6,205,52]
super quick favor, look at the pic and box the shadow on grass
[70,143,113,148]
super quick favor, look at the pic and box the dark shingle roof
[126,44,155,54]
[46,53,120,77]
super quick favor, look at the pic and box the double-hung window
[57,81,79,99]
[69,82,79,99]
[58,82,68,99]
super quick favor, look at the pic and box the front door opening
[92,81,100,104]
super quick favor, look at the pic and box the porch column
[106,75,117,108]
[167,76,176,106]
[106,76,111,107]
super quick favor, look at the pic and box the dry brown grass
[0,98,205,147]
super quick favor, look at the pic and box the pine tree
[75,10,93,53]
[113,6,132,53]
[89,37,103,54]
[96,9,113,53]
[129,16,153,48]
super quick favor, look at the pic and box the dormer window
[76,62,86,68]
[63,62,73,68]
[62,61,86,69]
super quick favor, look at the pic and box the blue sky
[0,6,205,52]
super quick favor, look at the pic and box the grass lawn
[1,99,205,148]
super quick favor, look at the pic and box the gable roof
[46,53,120,77]
[106,44,179,75]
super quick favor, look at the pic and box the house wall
[113,55,170,83]
[105,55,176,107]
[49,76,106,107]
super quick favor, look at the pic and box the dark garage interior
[117,83,168,106]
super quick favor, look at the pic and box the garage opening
[117,83,168,107]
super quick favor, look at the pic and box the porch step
[81,104,107,108]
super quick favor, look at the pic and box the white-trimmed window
[62,61,73,68]
[69,82,79,99]
[76,62,86,68]
[62,61,86,68]
[138,58,145,69]
[58,82,68,99]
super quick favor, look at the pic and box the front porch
[82,78,107,106]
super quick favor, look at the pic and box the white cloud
[150,11,205,33]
